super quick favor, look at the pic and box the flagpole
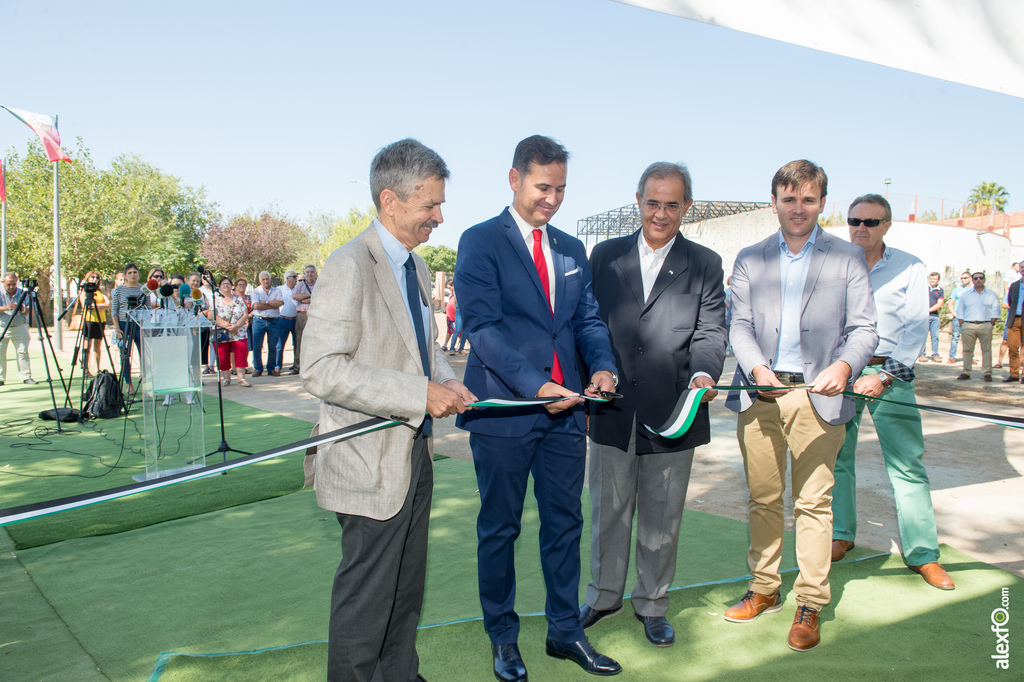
[52,158,62,351]
[1,158,7,275]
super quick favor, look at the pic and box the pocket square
[565,267,580,276]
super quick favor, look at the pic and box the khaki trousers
[1007,317,1023,379]
[960,320,994,377]
[737,390,846,608]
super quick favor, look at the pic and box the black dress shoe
[492,642,527,682]
[635,613,674,646]
[1003,375,1020,382]
[416,675,428,682]
[580,604,623,629]
[983,375,993,382]
[545,637,621,676]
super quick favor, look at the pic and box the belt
[281,316,296,320]
[965,320,991,324]
[867,355,888,366]
[773,371,804,384]
[297,311,307,314]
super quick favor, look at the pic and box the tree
[416,245,457,275]
[199,207,306,281]
[917,209,939,222]
[295,205,377,268]
[2,138,216,313]
[968,182,1009,215]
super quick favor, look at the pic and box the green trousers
[832,367,940,566]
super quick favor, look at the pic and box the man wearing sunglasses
[831,193,953,590]
[954,272,1001,381]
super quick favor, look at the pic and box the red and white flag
[2,106,72,163]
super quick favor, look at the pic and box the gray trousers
[586,424,694,617]
[328,434,431,682]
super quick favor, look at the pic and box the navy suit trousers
[471,413,586,644]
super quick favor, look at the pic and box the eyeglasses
[847,218,883,227]
[972,275,985,280]
[643,200,684,215]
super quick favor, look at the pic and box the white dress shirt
[509,206,556,311]
[637,231,676,302]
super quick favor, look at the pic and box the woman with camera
[74,271,111,377]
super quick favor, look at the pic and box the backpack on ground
[84,371,124,419]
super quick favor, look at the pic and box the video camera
[83,281,100,296]
[22,278,38,289]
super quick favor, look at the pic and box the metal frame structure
[577,200,769,247]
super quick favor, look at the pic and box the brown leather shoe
[723,590,782,623]
[787,605,821,651]
[269,369,282,377]
[831,539,855,562]
[909,562,955,590]
[956,373,970,380]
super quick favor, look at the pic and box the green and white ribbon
[646,385,1024,439]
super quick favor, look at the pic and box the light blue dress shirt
[955,287,1001,321]
[866,247,929,379]
[773,229,816,372]
[373,219,431,344]
[0,287,29,327]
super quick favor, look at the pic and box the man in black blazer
[583,162,727,646]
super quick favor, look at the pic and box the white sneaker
[162,394,174,406]
[185,393,195,405]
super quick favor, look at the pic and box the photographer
[110,263,150,395]
[73,270,111,377]
[0,272,36,386]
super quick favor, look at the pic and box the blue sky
[3,0,1022,250]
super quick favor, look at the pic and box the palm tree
[968,182,1010,215]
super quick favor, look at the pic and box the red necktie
[532,229,563,384]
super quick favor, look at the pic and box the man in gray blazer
[723,160,877,652]
[583,162,727,647]
[301,138,475,682]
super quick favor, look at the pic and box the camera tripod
[64,285,123,421]
[0,280,73,430]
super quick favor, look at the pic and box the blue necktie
[404,255,431,435]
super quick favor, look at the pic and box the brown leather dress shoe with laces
[909,562,955,590]
[831,539,855,562]
[787,605,820,651]
[723,590,782,623]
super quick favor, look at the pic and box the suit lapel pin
[668,270,674,275]
[552,237,557,245]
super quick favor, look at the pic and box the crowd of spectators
[58,262,320,394]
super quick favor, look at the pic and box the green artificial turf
[154,546,1019,681]
[1,374,313,549]
[3,451,1017,681]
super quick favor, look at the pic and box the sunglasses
[972,276,985,280]
[847,218,883,227]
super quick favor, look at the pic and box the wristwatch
[878,372,894,388]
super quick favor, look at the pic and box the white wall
[681,207,778,278]
[823,221,1013,288]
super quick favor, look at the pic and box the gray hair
[848,193,892,222]
[369,138,449,211]
[637,162,693,205]
[304,264,317,272]
[259,270,271,280]
[284,269,297,278]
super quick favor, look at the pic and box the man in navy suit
[456,135,621,680]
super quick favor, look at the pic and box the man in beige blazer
[302,138,475,682]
